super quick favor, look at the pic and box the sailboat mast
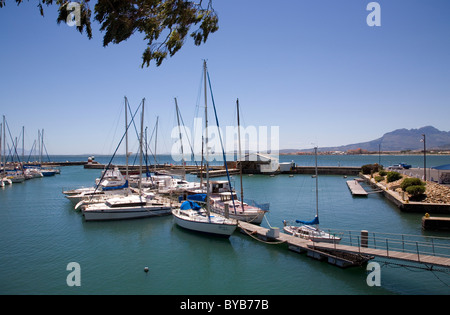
[204,60,211,217]
[154,116,158,172]
[175,98,186,180]
[125,97,129,195]
[315,146,318,218]
[139,98,145,194]
[237,99,244,211]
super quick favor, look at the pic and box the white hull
[211,206,266,225]
[283,225,341,244]
[83,205,172,221]
[172,209,237,237]
[82,195,172,221]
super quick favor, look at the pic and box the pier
[346,180,368,196]
[422,214,450,231]
[238,221,450,270]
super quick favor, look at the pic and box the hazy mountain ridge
[282,126,450,153]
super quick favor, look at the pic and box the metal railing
[320,228,450,260]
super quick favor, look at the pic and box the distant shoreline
[280,151,450,156]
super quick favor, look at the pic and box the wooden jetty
[237,221,450,269]
[346,180,368,196]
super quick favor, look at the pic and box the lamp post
[420,134,426,181]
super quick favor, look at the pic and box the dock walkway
[346,180,368,196]
[237,221,450,269]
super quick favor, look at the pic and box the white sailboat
[172,61,237,237]
[283,147,341,243]
[82,98,174,221]
[63,167,129,204]
[208,99,268,224]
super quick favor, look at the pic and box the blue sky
[1,0,449,155]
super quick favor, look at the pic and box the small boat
[210,191,267,225]
[283,216,341,243]
[283,147,341,244]
[63,167,129,201]
[172,196,237,238]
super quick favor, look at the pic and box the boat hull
[83,206,172,221]
[172,209,237,237]
[211,206,266,225]
[283,226,341,244]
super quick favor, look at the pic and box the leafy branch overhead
[1,0,218,67]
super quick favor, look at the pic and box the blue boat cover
[102,180,128,191]
[296,215,319,225]
[180,200,201,210]
[187,194,207,202]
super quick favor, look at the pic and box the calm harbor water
[1,154,450,295]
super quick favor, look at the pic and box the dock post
[361,230,369,248]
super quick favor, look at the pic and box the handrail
[320,227,450,259]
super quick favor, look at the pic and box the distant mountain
[283,126,450,153]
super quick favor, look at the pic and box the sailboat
[82,98,174,221]
[283,147,341,243]
[172,61,237,237]
[208,99,268,224]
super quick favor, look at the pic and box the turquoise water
[1,155,450,295]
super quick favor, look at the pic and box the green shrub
[379,170,387,176]
[401,178,425,191]
[386,171,402,183]
[361,163,381,175]
[406,185,426,198]
[374,175,384,182]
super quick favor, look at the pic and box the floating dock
[346,180,368,196]
[237,221,450,269]
[238,221,372,268]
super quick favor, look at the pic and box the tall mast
[204,60,210,217]
[139,98,145,194]
[154,116,158,172]
[237,99,244,211]
[175,97,185,180]
[315,146,318,218]
[22,126,24,163]
[125,96,129,195]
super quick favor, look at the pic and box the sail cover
[180,200,201,210]
[296,215,319,225]
[102,180,128,191]
[187,194,207,202]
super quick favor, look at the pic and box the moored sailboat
[172,61,237,237]
[283,147,341,244]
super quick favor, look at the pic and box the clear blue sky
[1,0,449,156]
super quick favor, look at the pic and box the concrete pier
[346,180,368,196]
[422,214,450,230]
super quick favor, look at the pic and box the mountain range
[281,126,450,153]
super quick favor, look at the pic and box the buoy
[144,267,149,272]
